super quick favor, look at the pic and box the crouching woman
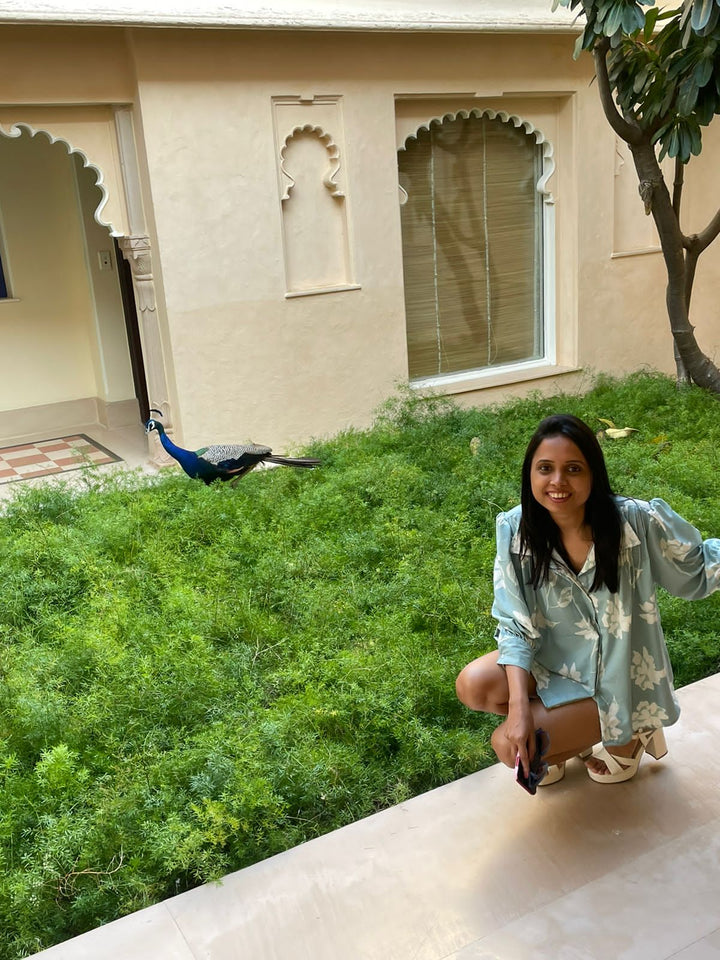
[456,413,720,786]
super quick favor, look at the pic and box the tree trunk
[628,141,720,393]
[590,40,720,394]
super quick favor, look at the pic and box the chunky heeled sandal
[539,748,594,787]
[586,728,667,784]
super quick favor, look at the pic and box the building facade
[1,1,718,452]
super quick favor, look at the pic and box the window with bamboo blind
[398,112,545,382]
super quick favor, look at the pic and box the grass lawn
[1,371,719,956]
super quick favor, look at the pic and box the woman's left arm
[643,498,720,600]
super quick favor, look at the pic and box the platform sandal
[586,728,667,784]
[539,748,594,787]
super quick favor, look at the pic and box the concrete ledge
[30,671,720,959]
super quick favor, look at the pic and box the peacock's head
[145,409,166,436]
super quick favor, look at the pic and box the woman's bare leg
[456,650,602,767]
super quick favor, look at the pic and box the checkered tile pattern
[0,434,122,485]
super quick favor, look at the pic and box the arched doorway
[0,109,169,460]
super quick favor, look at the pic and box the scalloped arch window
[398,113,544,380]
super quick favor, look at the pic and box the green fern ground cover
[1,372,720,956]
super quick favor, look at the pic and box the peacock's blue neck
[158,429,205,479]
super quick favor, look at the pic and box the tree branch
[592,40,643,145]
[695,206,720,254]
[672,157,684,220]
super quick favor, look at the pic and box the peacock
[145,416,320,484]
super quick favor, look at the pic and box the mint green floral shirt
[493,497,720,746]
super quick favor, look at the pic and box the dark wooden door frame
[114,237,150,424]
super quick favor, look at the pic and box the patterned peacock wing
[200,443,272,468]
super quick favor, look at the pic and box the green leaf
[603,2,626,36]
[688,121,703,155]
[694,91,717,124]
[660,79,679,115]
[677,75,700,114]
[694,56,714,88]
[679,125,692,161]
[633,63,653,94]
[691,0,716,31]
[644,6,660,40]
[666,126,680,157]
[622,3,646,34]
[651,119,675,145]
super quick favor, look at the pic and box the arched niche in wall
[280,123,352,294]
[272,96,358,297]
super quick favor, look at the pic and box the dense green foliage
[553,0,720,161]
[1,372,719,956]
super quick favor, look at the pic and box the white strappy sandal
[586,728,667,784]
[539,748,594,786]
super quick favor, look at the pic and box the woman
[456,413,720,786]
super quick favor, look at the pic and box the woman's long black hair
[519,414,622,593]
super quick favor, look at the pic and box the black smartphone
[515,728,550,795]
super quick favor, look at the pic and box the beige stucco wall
[0,23,718,449]
[129,27,699,449]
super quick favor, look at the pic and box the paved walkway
[31,672,720,960]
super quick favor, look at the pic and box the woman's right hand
[505,699,535,778]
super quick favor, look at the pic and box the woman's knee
[455,652,507,712]
[490,723,515,767]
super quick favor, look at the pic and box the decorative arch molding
[0,107,133,236]
[0,122,118,234]
[398,107,556,203]
[279,123,344,201]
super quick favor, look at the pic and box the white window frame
[397,106,562,395]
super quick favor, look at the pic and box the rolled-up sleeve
[492,514,538,673]
[643,498,720,600]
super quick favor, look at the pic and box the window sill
[410,360,580,395]
[0,298,20,304]
[611,247,661,259]
[285,284,361,299]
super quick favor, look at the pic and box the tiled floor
[0,421,157,500]
[30,671,720,960]
[0,434,122,484]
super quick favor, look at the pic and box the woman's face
[530,434,593,525]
